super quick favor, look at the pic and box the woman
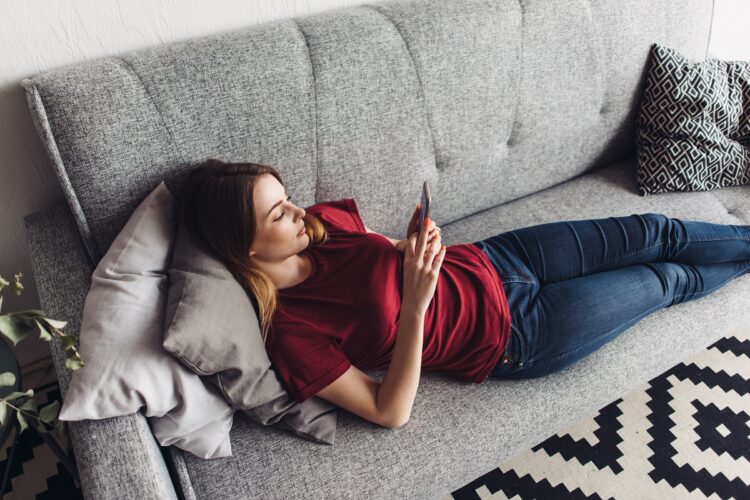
[179,158,750,429]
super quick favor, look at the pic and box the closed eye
[274,195,292,221]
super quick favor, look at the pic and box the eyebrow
[265,189,289,219]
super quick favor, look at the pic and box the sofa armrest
[24,203,179,500]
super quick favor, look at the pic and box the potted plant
[0,271,83,487]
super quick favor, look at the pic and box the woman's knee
[637,212,670,226]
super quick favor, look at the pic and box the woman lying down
[178,158,750,429]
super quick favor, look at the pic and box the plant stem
[2,400,53,431]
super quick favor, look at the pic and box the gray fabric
[56,181,235,460]
[23,203,178,500]
[636,43,750,195]
[20,0,713,267]
[169,158,750,500]
[163,219,338,445]
[19,0,727,498]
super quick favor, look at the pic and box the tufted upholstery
[23,1,742,499]
[22,0,712,264]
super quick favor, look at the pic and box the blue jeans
[472,213,750,379]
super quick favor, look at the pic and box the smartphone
[418,180,431,232]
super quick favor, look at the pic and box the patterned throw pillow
[635,43,750,195]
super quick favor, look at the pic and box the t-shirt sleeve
[267,326,352,403]
[304,198,367,234]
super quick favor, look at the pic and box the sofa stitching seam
[291,19,320,202]
[365,5,438,168]
[114,56,188,167]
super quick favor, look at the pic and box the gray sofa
[21,0,749,498]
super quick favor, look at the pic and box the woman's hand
[401,217,446,316]
[395,205,441,254]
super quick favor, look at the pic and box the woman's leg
[490,258,750,379]
[473,213,750,286]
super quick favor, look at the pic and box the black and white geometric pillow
[635,43,750,196]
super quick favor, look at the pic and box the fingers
[432,243,447,270]
[411,205,420,222]
[406,204,422,240]
[409,216,443,265]
[422,223,442,263]
[425,231,441,260]
[417,218,430,256]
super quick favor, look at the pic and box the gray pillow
[163,219,338,445]
[57,181,236,459]
[636,43,750,195]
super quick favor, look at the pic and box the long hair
[178,158,328,344]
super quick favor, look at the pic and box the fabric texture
[20,0,710,270]
[24,202,180,499]
[56,181,235,459]
[454,323,750,499]
[163,218,339,445]
[478,213,750,379]
[266,198,510,403]
[636,43,750,195]
[18,0,724,497]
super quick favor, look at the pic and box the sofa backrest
[22,0,714,264]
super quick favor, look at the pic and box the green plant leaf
[17,410,27,432]
[0,372,16,387]
[32,319,53,342]
[65,357,83,371]
[54,420,67,443]
[0,275,9,288]
[19,398,38,414]
[0,401,6,425]
[39,400,60,423]
[0,295,4,314]
[0,315,34,346]
[61,336,76,349]
[40,317,67,330]
[14,309,45,318]
[2,389,34,401]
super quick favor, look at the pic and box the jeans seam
[508,323,525,365]
[586,241,669,274]
[586,236,750,274]
[521,301,671,367]
[521,264,749,368]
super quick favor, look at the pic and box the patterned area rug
[444,323,750,500]
[0,382,82,499]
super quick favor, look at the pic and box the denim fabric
[473,213,750,379]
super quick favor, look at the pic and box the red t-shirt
[265,198,511,403]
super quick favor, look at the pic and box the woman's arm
[377,306,425,427]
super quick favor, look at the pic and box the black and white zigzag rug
[0,382,82,499]
[445,323,750,500]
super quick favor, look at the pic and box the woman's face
[248,174,308,262]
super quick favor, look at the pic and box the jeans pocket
[500,323,524,367]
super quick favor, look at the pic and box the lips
[297,225,305,236]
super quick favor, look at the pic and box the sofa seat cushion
[167,157,750,499]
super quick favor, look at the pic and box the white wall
[0,0,747,369]
[707,0,750,60]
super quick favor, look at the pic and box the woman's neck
[274,253,312,290]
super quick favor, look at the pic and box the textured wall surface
[0,0,744,368]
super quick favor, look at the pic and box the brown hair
[178,158,328,344]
